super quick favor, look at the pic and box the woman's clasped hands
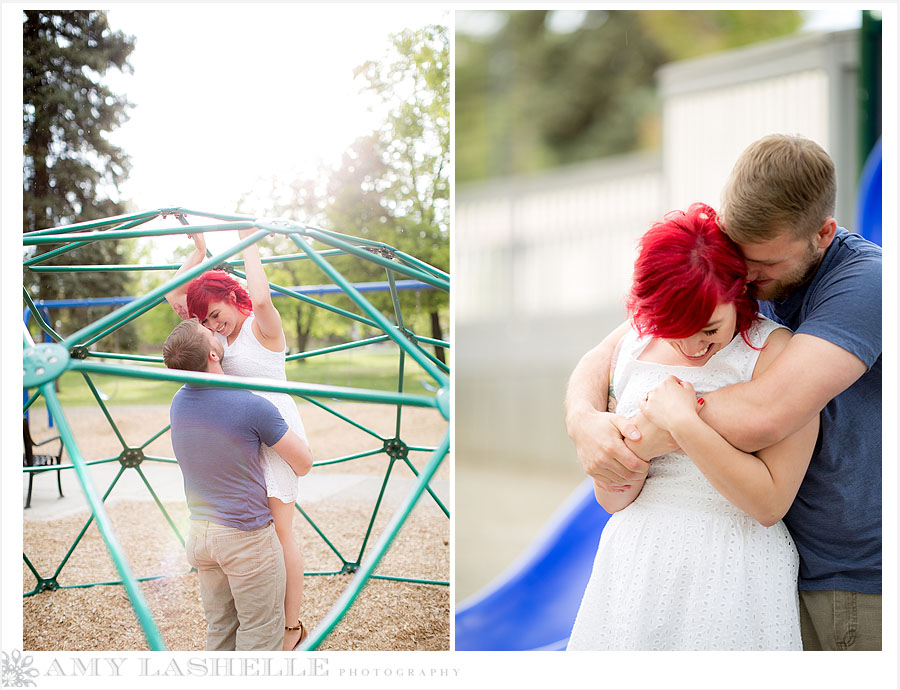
[639,376,705,432]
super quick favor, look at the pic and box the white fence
[455,152,661,322]
[660,29,859,222]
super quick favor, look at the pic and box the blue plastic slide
[855,138,882,247]
[455,478,611,650]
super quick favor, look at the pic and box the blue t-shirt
[758,227,881,594]
[170,385,289,530]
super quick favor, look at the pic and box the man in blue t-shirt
[163,318,312,651]
[565,135,881,650]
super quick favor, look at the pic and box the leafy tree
[456,9,803,182]
[353,23,450,361]
[23,10,137,348]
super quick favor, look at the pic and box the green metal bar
[87,352,164,364]
[69,359,440,409]
[312,449,383,468]
[24,215,162,266]
[29,264,166,273]
[354,459,397,566]
[52,569,194,589]
[23,390,41,413]
[80,374,128,448]
[23,465,68,476]
[41,389,166,650]
[24,209,161,237]
[22,553,42,584]
[23,290,64,343]
[301,226,448,289]
[386,270,406,333]
[300,430,449,650]
[401,456,449,518]
[77,335,412,365]
[23,457,119,473]
[23,240,92,267]
[23,220,256,246]
[411,338,451,376]
[51,464,128,580]
[141,456,179,465]
[299,224,390,250]
[247,249,348,264]
[140,424,172,450]
[369,574,448,586]
[290,234,448,388]
[81,295,166,348]
[386,269,407,439]
[302,228,449,292]
[226,265,382,331]
[27,249,349,272]
[294,503,349,565]
[303,570,345,578]
[393,249,450,282]
[298,396,386,440]
[133,466,185,547]
[61,229,262,348]
[395,352,407,439]
[412,335,450,349]
[287,335,390,361]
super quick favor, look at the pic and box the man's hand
[628,409,680,459]
[271,430,313,477]
[568,408,649,491]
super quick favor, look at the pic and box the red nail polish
[697,398,705,405]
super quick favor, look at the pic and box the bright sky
[67,4,448,262]
[103,4,447,213]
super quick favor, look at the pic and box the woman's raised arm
[238,227,284,345]
[164,233,207,320]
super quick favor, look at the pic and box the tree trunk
[294,305,314,359]
[430,310,445,364]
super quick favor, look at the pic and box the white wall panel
[457,155,662,321]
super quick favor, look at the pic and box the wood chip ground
[22,403,449,652]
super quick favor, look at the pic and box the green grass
[27,351,441,408]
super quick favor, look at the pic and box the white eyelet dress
[215,314,308,504]
[566,317,801,651]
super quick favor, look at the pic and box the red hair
[626,203,758,346]
[185,271,253,322]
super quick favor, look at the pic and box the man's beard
[754,242,821,301]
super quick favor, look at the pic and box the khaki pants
[186,520,286,651]
[799,589,881,651]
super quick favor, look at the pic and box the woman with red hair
[166,230,311,651]
[566,203,819,650]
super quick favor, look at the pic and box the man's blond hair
[163,318,210,372]
[721,134,836,244]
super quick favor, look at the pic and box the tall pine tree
[24,10,137,349]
